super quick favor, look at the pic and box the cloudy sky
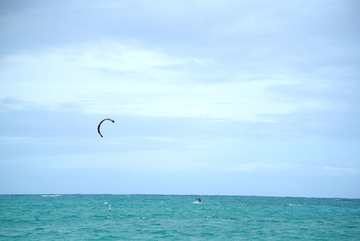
[1,0,359,198]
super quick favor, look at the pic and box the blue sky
[1,0,359,197]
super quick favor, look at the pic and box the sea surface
[0,195,359,240]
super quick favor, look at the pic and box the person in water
[197,198,201,203]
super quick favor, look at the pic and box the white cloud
[322,166,359,174]
[144,136,175,142]
[1,41,330,122]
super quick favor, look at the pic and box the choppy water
[0,195,359,240]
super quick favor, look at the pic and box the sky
[0,0,359,198]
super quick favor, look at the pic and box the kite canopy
[98,118,115,137]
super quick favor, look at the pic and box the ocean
[0,195,359,240]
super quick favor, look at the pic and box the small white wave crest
[42,194,61,197]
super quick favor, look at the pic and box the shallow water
[1,195,359,240]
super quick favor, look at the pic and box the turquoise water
[1,195,359,240]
